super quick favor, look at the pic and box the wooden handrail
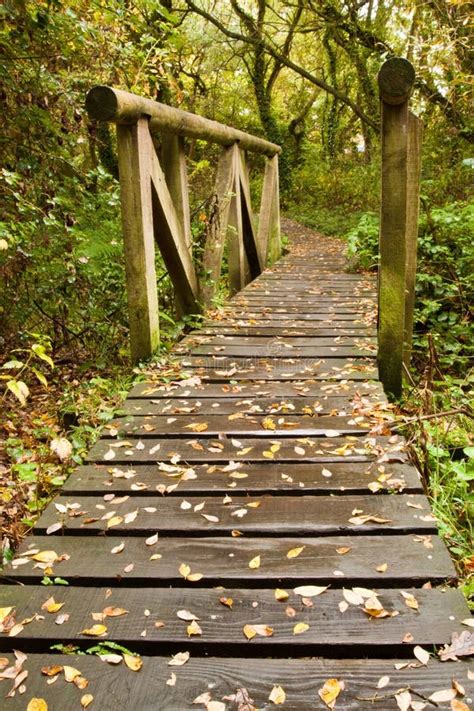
[86,86,281,157]
[377,57,423,398]
[85,87,281,362]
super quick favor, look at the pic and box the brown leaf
[438,630,474,661]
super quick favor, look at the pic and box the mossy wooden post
[258,154,281,265]
[377,57,420,398]
[116,117,159,363]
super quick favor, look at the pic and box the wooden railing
[85,87,281,362]
[377,58,423,398]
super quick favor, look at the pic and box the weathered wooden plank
[116,118,159,362]
[107,413,382,438]
[194,326,377,337]
[209,312,372,321]
[186,344,376,358]
[8,534,454,585]
[181,334,378,347]
[62,461,421,496]
[0,586,468,653]
[127,379,385,399]
[120,393,386,416]
[87,434,406,464]
[34,494,434,536]
[3,654,472,710]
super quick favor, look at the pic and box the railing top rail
[86,86,281,157]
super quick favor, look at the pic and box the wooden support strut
[377,57,422,398]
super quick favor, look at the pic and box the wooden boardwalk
[1,226,472,709]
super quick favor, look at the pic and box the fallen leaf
[318,678,343,709]
[336,547,352,555]
[377,675,390,689]
[187,620,202,636]
[294,585,328,597]
[179,563,191,579]
[177,610,199,621]
[243,624,273,640]
[269,684,286,704]
[41,665,64,676]
[400,590,419,610]
[414,645,430,666]
[376,563,388,573]
[262,417,276,430]
[274,588,289,601]
[51,437,72,461]
[168,651,190,666]
[145,533,158,546]
[27,700,48,711]
[111,542,125,554]
[187,573,204,582]
[107,516,124,529]
[438,630,474,661]
[64,666,82,682]
[287,546,305,559]
[249,555,261,569]
[80,625,107,637]
[219,597,233,609]
[429,689,457,703]
[166,672,176,686]
[123,654,143,671]
[193,691,212,705]
[31,551,58,564]
[41,597,64,614]
[185,422,208,432]
[395,690,412,711]
[451,701,470,711]
[102,607,128,618]
[81,694,94,708]
[293,622,310,635]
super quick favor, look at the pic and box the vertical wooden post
[377,57,421,398]
[238,149,262,282]
[161,136,193,252]
[199,146,236,306]
[116,117,159,363]
[227,146,246,295]
[258,154,281,265]
[403,113,423,368]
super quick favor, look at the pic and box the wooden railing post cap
[378,57,415,105]
[86,85,123,122]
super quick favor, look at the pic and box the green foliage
[343,199,473,372]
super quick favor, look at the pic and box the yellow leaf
[187,620,202,636]
[249,555,261,569]
[0,607,14,623]
[102,607,129,617]
[400,590,419,610]
[80,624,107,637]
[263,450,274,459]
[187,573,204,582]
[262,417,276,430]
[123,654,143,671]
[287,546,305,559]
[243,624,257,640]
[318,679,343,709]
[185,422,208,432]
[81,694,94,709]
[27,700,48,711]
[107,516,124,529]
[293,622,310,635]
[179,563,191,579]
[270,443,281,453]
[269,685,286,704]
[274,588,289,601]
[31,551,58,564]
[63,666,82,682]
[376,563,388,573]
[336,547,352,555]
[41,597,64,614]
[219,596,233,609]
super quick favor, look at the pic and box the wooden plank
[34,494,433,536]
[128,379,386,399]
[194,326,377,337]
[149,146,199,315]
[120,393,386,415]
[186,344,376,358]
[116,118,159,362]
[178,357,378,381]
[106,414,380,437]
[181,334,378,347]
[211,312,372,321]
[9,534,454,585]
[62,462,422,496]
[3,654,472,710]
[87,433,407,464]
[0,586,468,653]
